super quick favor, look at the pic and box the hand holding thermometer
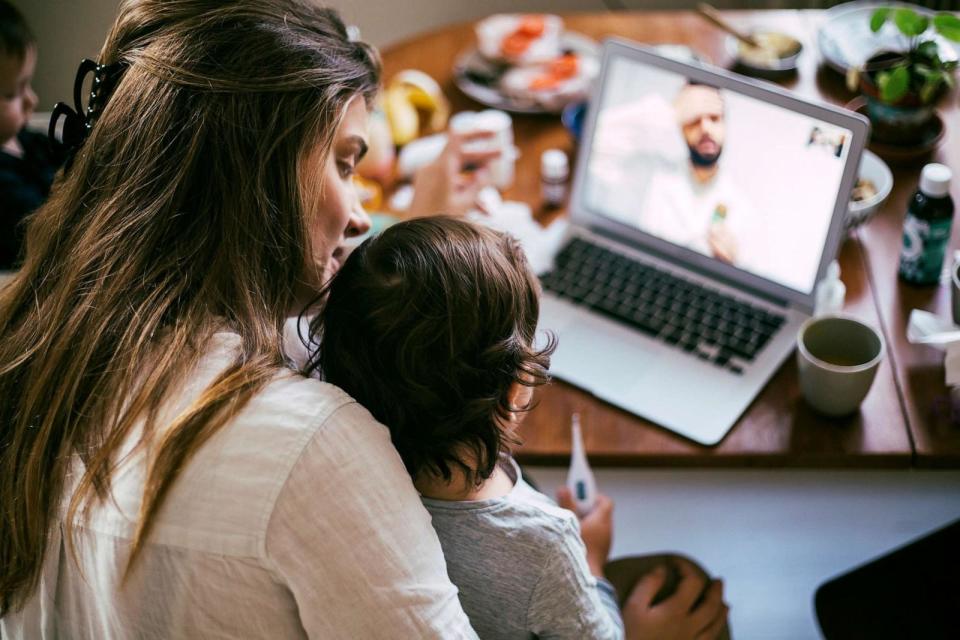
[566,413,597,516]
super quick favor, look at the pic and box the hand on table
[408,129,500,218]
[622,559,729,640]
[557,487,613,578]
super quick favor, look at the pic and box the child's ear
[505,381,534,418]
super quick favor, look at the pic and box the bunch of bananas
[384,70,450,146]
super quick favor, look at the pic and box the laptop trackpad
[546,309,662,398]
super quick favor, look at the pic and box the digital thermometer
[566,413,597,516]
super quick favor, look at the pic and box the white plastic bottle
[814,260,846,316]
[450,109,516,190]
[566,413,597,516]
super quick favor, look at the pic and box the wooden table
[380,10,960,467]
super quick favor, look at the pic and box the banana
[385,86,420,146]
[384,69,450,146]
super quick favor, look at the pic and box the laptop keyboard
[539,237,786,375]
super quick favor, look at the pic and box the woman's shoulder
[246,363,357,431]
[142,334,401,557]
[194,330,368,438]
[236,364,404,492]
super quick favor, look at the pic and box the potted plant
[853,7,960,146]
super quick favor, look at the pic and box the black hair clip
[49,58,128,169]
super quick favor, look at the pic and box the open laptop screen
[581,54,854,296]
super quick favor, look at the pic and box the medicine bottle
[814,260,846,316]
[541,149,569,208]
[899,163,954,285]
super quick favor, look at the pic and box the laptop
[538,39,869,445]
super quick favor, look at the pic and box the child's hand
[557,487,613,578]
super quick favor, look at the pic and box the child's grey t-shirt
[421,459,623,640]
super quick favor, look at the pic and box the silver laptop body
[539,39,869,445]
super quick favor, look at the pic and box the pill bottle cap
[541,149,568,179]
[920,163,952,198]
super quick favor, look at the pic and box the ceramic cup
[797,314,885,416]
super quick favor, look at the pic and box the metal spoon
[696,3,760,49]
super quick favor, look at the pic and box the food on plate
[475,14,563,64]
[499,50,600,111]
[527,52,579,90]
[459,13,599,112]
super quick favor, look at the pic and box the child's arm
[558,488,613,578]
[558,489,730,640]
[526,506,624,640]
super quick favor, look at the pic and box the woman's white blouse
[1,333,477,639]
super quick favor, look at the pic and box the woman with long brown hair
[0,1,729,637]
[0,1,480,636]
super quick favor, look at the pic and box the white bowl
[847,149,893,228]
[725,31,802,73]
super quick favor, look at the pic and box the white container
[814,260,846,317]
[449,109,516,190]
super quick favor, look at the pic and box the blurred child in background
[0,0,61,269]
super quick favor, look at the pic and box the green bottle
[899,164,954,285]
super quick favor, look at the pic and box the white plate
[818,1,960,74]
[453,32,599,114]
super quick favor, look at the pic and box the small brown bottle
[541,149,569,208]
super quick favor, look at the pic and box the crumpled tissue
[906,309,960,386]
[467,187,568,275]
[389,184,569,276]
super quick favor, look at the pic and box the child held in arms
[310,216,624,639]
[0,0,61,269]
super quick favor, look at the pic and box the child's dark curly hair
[309,216,556,487]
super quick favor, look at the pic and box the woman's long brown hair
[0,0,379,615]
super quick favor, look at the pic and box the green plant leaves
[917,39,940,61]
[871,8,891,32]
[877,65,911,102]
[934,13,960,42]
[893,8,929,37]
[915,64,947,103]
[867,6,958,105]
